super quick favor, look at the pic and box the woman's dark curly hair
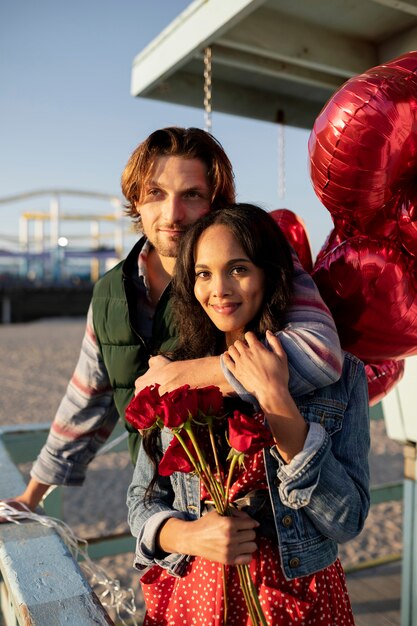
[170,203,294,360]
[142,203,295,499]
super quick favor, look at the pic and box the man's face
[137,155,211,258]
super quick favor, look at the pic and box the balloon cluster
[271,205,407,405]
[304,51,417,404]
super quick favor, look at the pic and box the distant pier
[0,189,139,323]
[0,281,93,323]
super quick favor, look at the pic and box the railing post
[1,297,11,325]
[401,443,417,626]
[0,577,18,626]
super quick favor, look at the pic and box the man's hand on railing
[0,498,32,522]
[0,479,50,522]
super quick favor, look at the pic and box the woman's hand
[224,330,308,463]
[158,509,259,566]
[223,330,289,406]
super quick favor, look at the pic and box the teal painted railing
[0,430,118,625]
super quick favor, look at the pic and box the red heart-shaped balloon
[397,185,417,257]
[309,51,417,250]
[365,359,405,406]
[312,236,417,362]
[270,209,313,273]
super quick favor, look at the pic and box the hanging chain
[203,46,212,132]
[277,120,286,200]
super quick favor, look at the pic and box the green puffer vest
[92,238,178,464]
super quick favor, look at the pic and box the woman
[127,204,370,625]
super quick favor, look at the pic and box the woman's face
[193,224,265,346]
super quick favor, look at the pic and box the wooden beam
[209,43,346,91]
[366,0,417,17]
[143,69,332,128]
[218,6,377,78]
[379,22,417,60]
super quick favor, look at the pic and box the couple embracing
[7,127,369,625]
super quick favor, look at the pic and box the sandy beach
[0,318,405,624]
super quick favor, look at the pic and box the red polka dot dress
[139,451,355,625]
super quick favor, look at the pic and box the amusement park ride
[0,189,134,283]
[0,190,138,323]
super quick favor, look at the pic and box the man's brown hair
[121,127,236,221]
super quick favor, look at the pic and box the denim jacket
[127,352,370,581]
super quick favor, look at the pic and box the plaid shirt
[31,242,342,486]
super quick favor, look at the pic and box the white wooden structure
[130,0,417,129]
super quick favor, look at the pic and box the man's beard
[150,226,189,258]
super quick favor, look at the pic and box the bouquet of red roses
[126,383,272,626]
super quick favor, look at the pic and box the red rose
[125,384,161,430]
[159,385,199,428]
[228,410,274,455]
[158,435,196,476]
[197,386,224,417]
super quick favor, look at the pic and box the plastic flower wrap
[126,384,272,626]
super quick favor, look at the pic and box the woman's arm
[158,509,259,566]
[127,437,258,570]
[224,331,308,463]
[224,337,370,543]
[271,353,370,543]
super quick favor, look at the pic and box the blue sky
[0,0,333,257]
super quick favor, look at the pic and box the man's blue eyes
[146,189,202,197]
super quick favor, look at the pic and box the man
[3,127,342,513]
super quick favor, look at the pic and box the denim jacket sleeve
[126,430,198,577]
[268,352,370,544]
